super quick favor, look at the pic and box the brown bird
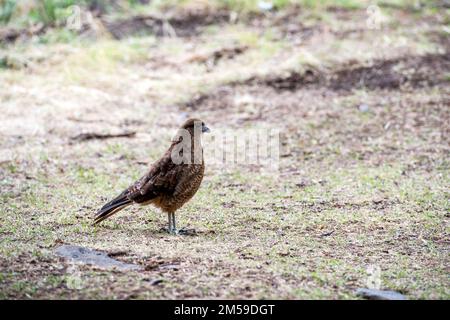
[93,118,210,234]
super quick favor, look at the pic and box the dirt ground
[0,3,449,299]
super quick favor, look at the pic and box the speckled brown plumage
[93,118,209,234]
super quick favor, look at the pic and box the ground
[0,1,449,299]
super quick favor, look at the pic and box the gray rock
[54,245,142,271]
[358,104,370,113]
[356,288,407,300]
[258,1,274,11]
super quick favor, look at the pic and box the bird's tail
[93,192,132,225]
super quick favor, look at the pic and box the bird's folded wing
[126,150,181,203]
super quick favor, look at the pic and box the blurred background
[0,0,449,299]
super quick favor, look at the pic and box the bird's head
[172,118,210,144]
[180,118,210,134]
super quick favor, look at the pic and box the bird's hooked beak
[202,124,210,133]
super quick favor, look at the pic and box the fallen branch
[319,230,335,237]
[71,131,136,142]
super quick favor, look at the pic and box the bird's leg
[165,212,176,235]
[165,212,196,236]
[161,211,196,236]
[161,212,177,235]
[171,212,177,234]
[167,212,172,233]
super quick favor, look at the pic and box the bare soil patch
[242,53,450,91]
[104,10,232,39]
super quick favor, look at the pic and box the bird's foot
[177,227,197,236]
[160,227,196,236]
[160,227,177,235]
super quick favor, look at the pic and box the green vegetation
[0,0,445,28]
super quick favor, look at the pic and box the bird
[93,118,210,235]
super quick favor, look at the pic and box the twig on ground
[70,131,136,142]
[319,230,335,237]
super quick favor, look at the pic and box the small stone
[356,288,407,300]
[144,278,164,286]
[258,1,273,11]
[358,104,370,113]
